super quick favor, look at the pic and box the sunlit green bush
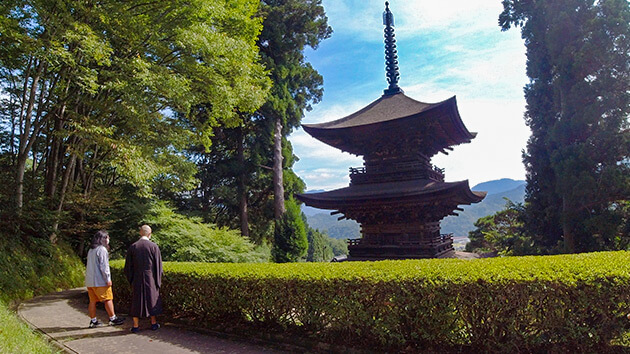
[146,202,270,263]
[112,251,630,351]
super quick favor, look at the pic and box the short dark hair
[91,230,110,250]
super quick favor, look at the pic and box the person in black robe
[124,224,163,333]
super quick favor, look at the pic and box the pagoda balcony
[346,234,454,259]
[347,233,453,247]
[349,165,444,184]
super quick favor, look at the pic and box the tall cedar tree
[184,0,330,242]
[500,0,630,253]
[256,0,331,220]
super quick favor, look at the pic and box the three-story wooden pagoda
[296,2,486,260]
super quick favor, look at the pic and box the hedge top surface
[111,251,630,285]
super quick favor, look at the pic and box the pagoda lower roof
[302,93,477,156]
[296,179,486,210]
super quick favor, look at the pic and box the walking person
[124,224,163,333]
[85,230,125,328]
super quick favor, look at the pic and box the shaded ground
[443,251,480,259]
[18,288,286,354]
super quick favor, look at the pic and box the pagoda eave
[296,179,485,211]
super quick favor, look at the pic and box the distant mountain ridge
[441,180,526,236]
[472,178,526,195]
[301,178,526,239]
[301,189,328,217]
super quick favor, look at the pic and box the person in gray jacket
[85,230,125,328]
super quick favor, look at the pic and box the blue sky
[289,0,531,191]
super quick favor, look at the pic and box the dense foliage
[181,0,331,248]
[465,200,536,255]
[112,252,630,351]
[0,0,331,263]
[0,238,83,304]
[0,0,269,246]
[306,224,348,262]
[500,0,630,253]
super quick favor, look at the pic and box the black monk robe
[124,238,163,317]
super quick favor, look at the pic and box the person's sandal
[151,323,160,331]
[130,327,140,333]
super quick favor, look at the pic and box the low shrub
[111,251,630,351]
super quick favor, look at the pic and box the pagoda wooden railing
[348,238,362,246]
[349,165,444,184]
[347,234,453,247]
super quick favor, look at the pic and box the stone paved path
[18,288,286,354]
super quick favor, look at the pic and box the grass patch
[0,236,84,353]
[0,300,60,353]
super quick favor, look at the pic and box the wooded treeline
[0,0,345,262]
[468,0,630,255]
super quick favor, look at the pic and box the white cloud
[292,129,361,163]
[323,0,507,41]
[433,97,530,186]
[295,167,354,191]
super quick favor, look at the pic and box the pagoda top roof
[296,179,486,210]
[305,93,439,129]
[302,93,477,156]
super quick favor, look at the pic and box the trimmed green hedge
[111,251,630,351]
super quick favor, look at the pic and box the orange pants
[87,286,113,302]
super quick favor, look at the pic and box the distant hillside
[302,178,526,239]
[471,178,526,195]
[301,190,329,217]
[305,212,361,240]
[441,181,526,236]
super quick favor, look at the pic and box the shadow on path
[19,288,285,354]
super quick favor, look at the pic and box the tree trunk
[273,117,285,220]
[562,196,575,253]
[236,126,250,237]
[45,71,70,199]
[51,153,77,242]
[15,155,28,211]
[45,116,63,199]
[15,60,46,210]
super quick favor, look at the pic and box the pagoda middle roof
[302,93,477,156]
[296,179,486,210]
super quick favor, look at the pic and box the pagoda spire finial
[383,1,403,95]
